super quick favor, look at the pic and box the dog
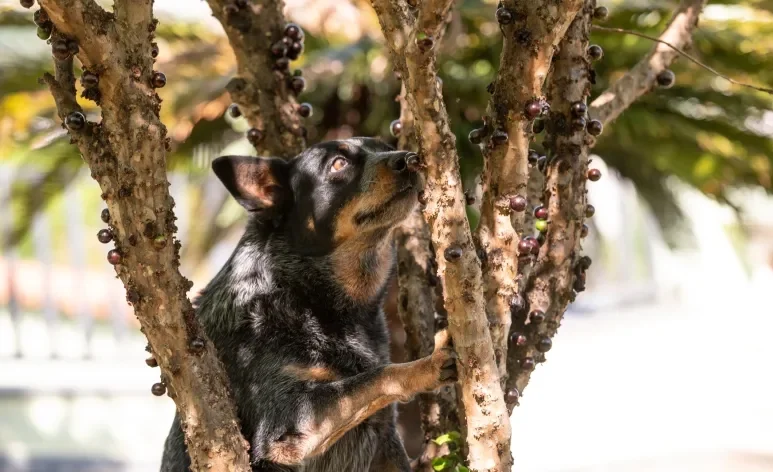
[160,137,457,471]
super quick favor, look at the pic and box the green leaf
[432,457,450,471]
[433,431,461,446]
[457,465,470,472]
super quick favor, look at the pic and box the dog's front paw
[430,329,458,385]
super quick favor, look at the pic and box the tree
[9,0,772,471]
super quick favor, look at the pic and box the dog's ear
[212,155,291,213]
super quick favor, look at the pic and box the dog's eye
[330,157,349,173]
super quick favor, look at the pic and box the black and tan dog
[161,138,457,471]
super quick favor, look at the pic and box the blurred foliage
[1,0,772,264]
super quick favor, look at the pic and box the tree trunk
[38,0,251,469]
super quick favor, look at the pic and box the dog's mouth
[354,183,417,226]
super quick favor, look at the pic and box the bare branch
[475,0,583,385]
[206,0,305,158]
[113,0,154,40]
[589,0,707,126]
[373,0,512,469]
[592,25,773,95]
[38,0,252,469]
[506,0,595,411]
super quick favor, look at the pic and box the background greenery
[1,0,771,264]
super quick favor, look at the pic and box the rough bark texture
[476,0,584,383]
[372,1,512,470]
[206,0,305,158]
[505,0,595,411]
[589,0,706,126]
[395,87,460,471]
[38,1,251,470]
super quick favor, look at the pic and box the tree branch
[38,0,251,469]
[589,0,707,126]
[372,0,513,470]
[592,25,773,95]
[395,85,460,471]
[206,0,305,158]
[475,0,583,385]
[505,0,595,411]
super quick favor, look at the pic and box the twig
[592,25,773,95]
[589,0,708,126]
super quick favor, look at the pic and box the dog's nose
[389,152,420,173]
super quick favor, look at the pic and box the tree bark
[371,0,512,470]
[476,0,584,386]
[38,1,251,470]
[206,0,305,158]
[589,0,707,126]
[505,0,595,409]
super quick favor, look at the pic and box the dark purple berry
[656,69,675,88]
[298,103,313,118]
[444,246,463,261]
[578,255,592,270]
[52,40,71,60]
[496,7,513,25]
[524,100,542,120]
[101,208,110,223]
[571,117,587,132]
[97,229,113,244]
[520,357,536,370]
[290,76,305,94]
[107,249,122,265]
[506,388,520,404]
[585,204,595,218]
[67,40,79,55]
[588,44,603,61]
[416,32,434,51]
[534,205,548,220]
[151,43,159,58]
[270,41,287,57]
[33,9,49,25]
[81,71,99,89]
[528,237,540,255]
[284,23,303,41]
[246,128,263,145]
[469,128,485,144]
[510,331,527,346]
[509,294,525,314]
[528,149,539,164]
[536,337,552,353]
[587,168,601,181]
[390,120,402,137]
[581,224,589,238]
[491,130,508,145]
[152,71,166,88]
[587,119,603,136]
[21,0,34,9]
[465,193,475,205]
[509,195,527,212]
[532,119,544,134]
[594,6,609,21]
[190,337,205,353]
[145,356,158,367]
[518,238,533,255]
[287,42,303,60]
[64,111,85,131]
[227,104,241,118]
[151,382,166,396]
[570,101,587,117]
[530,310,545,324]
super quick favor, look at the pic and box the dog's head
[212,137,423,302]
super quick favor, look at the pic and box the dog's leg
[265,331,456,466]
